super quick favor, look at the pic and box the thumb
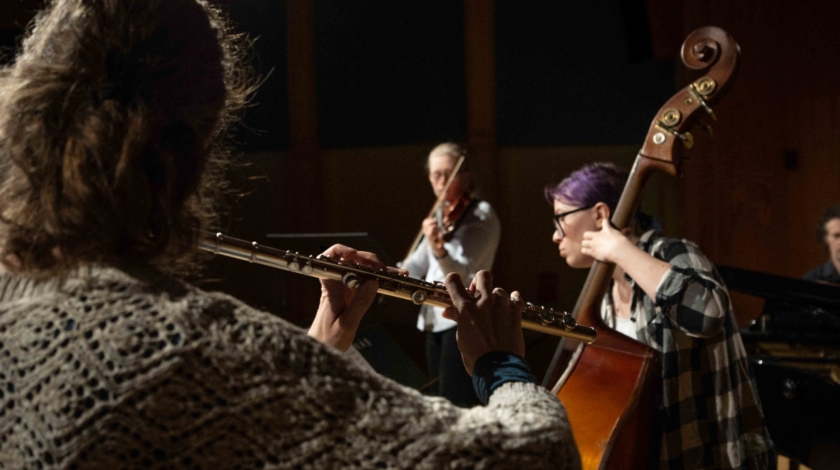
[338,279,378,330]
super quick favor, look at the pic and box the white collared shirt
[400,200,500,332]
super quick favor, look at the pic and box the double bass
[544,27,740,469]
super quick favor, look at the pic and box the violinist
[400,143,501,407]
[546,162,775,469]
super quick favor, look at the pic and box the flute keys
[562,314,577,329]
[301,264,313,274]
[411,290,427,305]
[342,272,360,289]
[538,308,556,324]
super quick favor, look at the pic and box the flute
[199,231,596,343]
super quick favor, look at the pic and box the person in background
[803,204,840,284]
[0,0,580,468]
[400,143,500,407]
[545,162,774,469]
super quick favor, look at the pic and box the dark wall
[0,0,674,150]
[224,0,673,150]
[495,0,674,146]
[0,30,20,63]
[224,0,290,151]
[314,1,467,148]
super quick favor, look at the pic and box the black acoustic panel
[223,0,289,151]
[496,1,674,146]
[315,1,466,148]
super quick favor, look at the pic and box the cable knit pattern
[0,267,580,469]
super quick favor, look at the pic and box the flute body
[199,231,596,343]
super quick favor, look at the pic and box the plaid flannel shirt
[601,231,775,469]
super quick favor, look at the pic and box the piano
[718,266,840,470]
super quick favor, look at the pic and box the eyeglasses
[429,171,454,183]
[553,204,595,238]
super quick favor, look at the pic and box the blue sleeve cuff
[472,351,537,405]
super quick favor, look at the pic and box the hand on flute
[442,271,526,375]
[308,244,406,352]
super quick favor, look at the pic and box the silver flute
[199,231,596,343]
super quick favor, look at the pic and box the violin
[404,156,467,259]
[435,194,473,242]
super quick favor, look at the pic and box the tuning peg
[681,131,695,149]
[654,123,694,149]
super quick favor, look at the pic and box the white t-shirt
[614,316,638,340]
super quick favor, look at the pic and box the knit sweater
[0,266,581,469]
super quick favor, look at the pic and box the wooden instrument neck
[572,155,673,328]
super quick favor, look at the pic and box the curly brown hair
[0,0,255,278]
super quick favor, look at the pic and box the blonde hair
[427,142,469,172]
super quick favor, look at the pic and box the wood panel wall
[643,0,840,320]
[674,0,840,278]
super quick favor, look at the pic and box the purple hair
[545,162,628,213]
